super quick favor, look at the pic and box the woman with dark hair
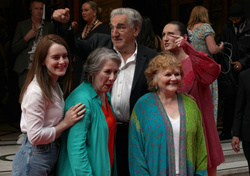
[11,34,85,176]
[137,16,163,52]
[162,21,224,176]
[56,47,121,176]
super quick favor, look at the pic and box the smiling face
[43,43,69,84]
[155,67,182,94]
[92,59,119,95]
[81,2,96,23]
[110,14,139,53]
[162,24,181,52]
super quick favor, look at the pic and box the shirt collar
[113,40,138,66]
[113,40,138,57]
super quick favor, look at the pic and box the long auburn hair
[187,6,210,30]
[19,34,73,103]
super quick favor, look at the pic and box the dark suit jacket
[12,18,55,73]
[70,33,158,114]
[233,68,250,142]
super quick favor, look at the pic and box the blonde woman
[129,52,207,176]
[187,6,224,125]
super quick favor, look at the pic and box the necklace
[83,19,99,38]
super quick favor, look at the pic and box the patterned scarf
[28,20,44,69]
[153,92,187,176]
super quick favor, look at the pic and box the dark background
[0,0,249,123]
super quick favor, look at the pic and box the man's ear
[134,24,140,37]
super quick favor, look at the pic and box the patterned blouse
[191,23,215,57]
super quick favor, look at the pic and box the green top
[56,81,117,176]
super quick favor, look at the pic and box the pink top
[178,40,225,168]
[20,76,64,145]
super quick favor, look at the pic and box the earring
[155,85,158,90]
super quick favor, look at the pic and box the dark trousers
[116,123,129,176]
[219,87,236,135]
[243,141,250,174]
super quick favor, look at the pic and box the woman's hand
[63,103,86,127]
[71,21,78,34]
[171,34,184,47]
[55,103,86,138]
[218,41,224,52]
[183,92,196,101]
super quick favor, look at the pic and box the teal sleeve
[66,96,93,176]
[128,110,150,176]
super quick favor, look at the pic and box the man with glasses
[218,4,250,140]
[52,7,158,175]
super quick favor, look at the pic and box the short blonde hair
[145,51,183,91]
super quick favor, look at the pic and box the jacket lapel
[131,45,147,90]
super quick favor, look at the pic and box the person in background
[52,7,158,175]
[136,16,164,52]
[11,0,55,91]
[73,1,110,40]
[162,21,224,176]
[11,0,56,144]
[187,5,224,124]
[218,3,250,140]
[231,68,250,174]
[71,1,111,87]
[56,47,121,176]
[11,34,85,176]
[129,51,208,176]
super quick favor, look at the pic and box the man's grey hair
[110,8,142,31]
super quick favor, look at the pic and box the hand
[24,28,37,42]
[63,103,86,128]
[71,21,78,33]
[232,61,242,72]
[218,42,224,52]
[231,136,240,152]
[52,8,70,23]
[171,34,184,47]
[183,92,196,101]
[71,21,78,29]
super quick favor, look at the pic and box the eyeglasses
[229,17,242,23]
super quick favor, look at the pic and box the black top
[75,23,111,40]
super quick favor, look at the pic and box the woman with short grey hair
[57,47,121,176]
[83,47,121,83]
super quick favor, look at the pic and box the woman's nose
[109,73,116,81]
[170,75,177,80]
[59,57,66,63]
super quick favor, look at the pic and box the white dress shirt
[20,76,64,145]
[111,46,138,122]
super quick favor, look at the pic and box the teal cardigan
[56,81,117,176]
